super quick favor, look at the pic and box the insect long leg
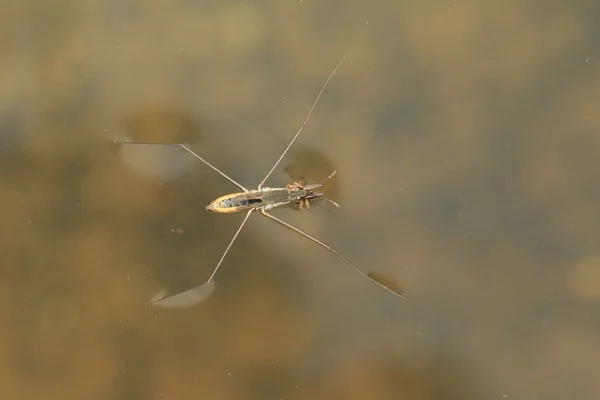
[258,50,351,190]
[118,141,249,192]
[149,209,253,307]
[207,209,253,282]
[260,209,407,299]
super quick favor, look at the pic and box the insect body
[118,51,406,307]
[207,171,336,213]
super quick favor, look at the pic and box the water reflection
[115,108,201,180]
[149,282,215,309]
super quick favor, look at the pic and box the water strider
[118,51,406,307]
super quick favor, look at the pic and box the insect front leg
[303,199,310,210]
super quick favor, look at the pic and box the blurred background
[1,0,600,399]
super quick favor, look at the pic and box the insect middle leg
[149,209,254,307]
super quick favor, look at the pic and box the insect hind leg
[260,209,406,298]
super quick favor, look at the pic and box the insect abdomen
[207,193,264,214]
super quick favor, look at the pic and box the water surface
[2,1,600,399]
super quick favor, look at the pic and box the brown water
[2,1,600,399]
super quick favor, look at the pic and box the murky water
[2,1,600,399]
